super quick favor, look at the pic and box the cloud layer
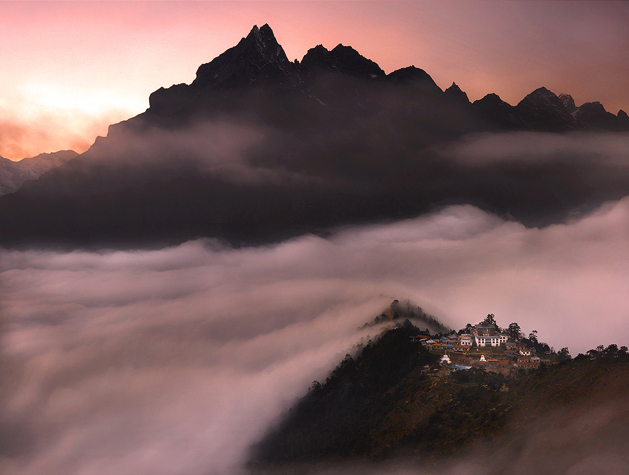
[1,199,628,474]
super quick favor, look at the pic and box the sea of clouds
[1,198,629,475]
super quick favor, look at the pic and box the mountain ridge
[193,24,297,90]
[0,24,628,249]
[0,150,78,197]
[148,25,628,131]
[248,316,629,471]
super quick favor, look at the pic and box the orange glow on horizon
[1,1,627,160]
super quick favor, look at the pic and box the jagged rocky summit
[1,24,628,249]
[147,24,628,132]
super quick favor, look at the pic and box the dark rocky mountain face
[300,43,386,79]
[444,82,471,105]
[574,101,621,130]
[514,87,579,131]
[136,25,629,137]
[148,24,300,122]
[0,24,627,249]
[475,87,629,132]
[473,93,518,130]
[559,93,577,113]
[386,65,441,91]
[193,24,297,90]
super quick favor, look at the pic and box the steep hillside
[361,299,450,334]
[249,322,629,471]
[250,320,440,463]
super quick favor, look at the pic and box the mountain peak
[245,23,283,59]
[528,86,556,98]
[300,44,335,73]
[192,23,294,89]
[386,66,442,93]
[300,42,385,79]
[445,82,470,104]
[573,101,623,130]
[516,87,576,131]
[0,149,78,197]
[473,93,518,130]
[520,87,573,110]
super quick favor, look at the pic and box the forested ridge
[249,319,629,469]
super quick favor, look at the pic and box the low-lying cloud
[85,118,330,189]
[4,110,629,248]
[1,199,628,474]
[100,120,265,167]
[435,131,629,166]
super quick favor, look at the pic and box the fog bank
[1,200,628,474]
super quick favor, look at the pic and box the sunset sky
[1,0,628,160]
[2,3,629,474]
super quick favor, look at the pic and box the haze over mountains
[2,22,628,475]
[1,24,628,249]
[0,150,77,197]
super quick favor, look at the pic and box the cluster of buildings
[410,333,472,352]
[412,319,551,375]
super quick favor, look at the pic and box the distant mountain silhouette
[0,150,77,196]
[475,87,629,132]
[0,24,628,249]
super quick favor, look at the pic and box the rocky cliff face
[193,24,298,90]
[472,87,629,132]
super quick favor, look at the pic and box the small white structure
[440,353,451,364]
[479,354,487,363]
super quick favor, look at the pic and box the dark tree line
[575,343,628,362]
[249,319,438,463]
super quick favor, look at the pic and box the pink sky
[1,1,628,160]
